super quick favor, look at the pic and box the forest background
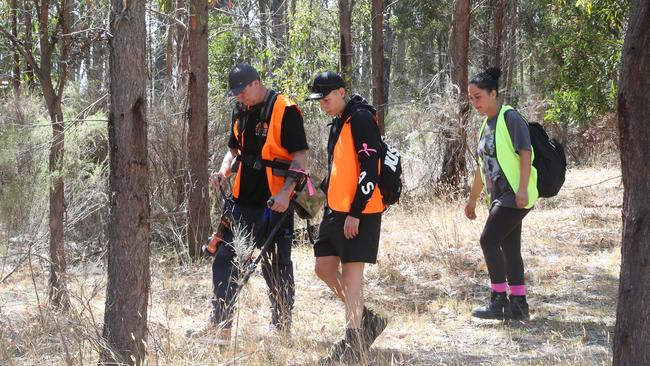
[0,0,642,365]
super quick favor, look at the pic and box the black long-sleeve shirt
[348,109,382,217]
[324,95,382,217]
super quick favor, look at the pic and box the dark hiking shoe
[508,295,530,320]
[471,291,509,320]
[362,307,388,348]
[318,329,364,365]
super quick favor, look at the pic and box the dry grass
[0,165,622,365]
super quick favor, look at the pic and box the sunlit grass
[0,166,622,365]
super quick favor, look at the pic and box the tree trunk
[64,0,77,83]
[23,0,36,92]
[258,0,268,50]
[88,29,106,96]
[339,0,354,84]
[393,33,405,76]
[504,0,517,103]
[166,24,174,83]
[85,0,106,97]
[101,0,150,364]
[38,0,71,310]
[480,0,492,68]
[383,0,394,120]
[370,0,385,133]
[10,0,21,92]
[437,33,445,90]
[186,0,211,259]
[358,22,371,96]
[47,101,69,309]
[147,8,154,106]
[439,0,470,189]
[152,14,168,99]
[270,0,287,66]
[613,1,650,365]
[491,0,505,69]
[519,43,524,96]
[176,0,189,89]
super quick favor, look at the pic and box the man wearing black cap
[306,71,388,364]
[207,63,309,342]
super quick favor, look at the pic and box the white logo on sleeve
[384,144,399,173]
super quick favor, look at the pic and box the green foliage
[529,0,628,126]
[0,98,49,234]
[158,0,174,13]
[208,11,258,96]
[206,0,339,135]
[274,1,338,100]
[0,0,632,238]
[0,85,110,238]
[208,1,337,98]
[390,1,450,99]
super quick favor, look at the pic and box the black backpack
[528,122,567,198]
[378,140,403,205]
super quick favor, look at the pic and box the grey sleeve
[504,110,531,152]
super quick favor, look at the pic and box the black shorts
[313,210,382,264]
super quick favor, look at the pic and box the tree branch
[0,26,43,79]
[146,6,187,30]
[55,0,70,99]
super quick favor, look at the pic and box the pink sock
[509,285,526,296]
[491,282,508,293]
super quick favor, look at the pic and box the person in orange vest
[305,71,388,364]
[208,64,309,342]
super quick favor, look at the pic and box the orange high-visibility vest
[232,94,302,198]
[327,116,384,214]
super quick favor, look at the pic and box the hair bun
[485,67,502,80]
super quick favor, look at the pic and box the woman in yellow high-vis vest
[465,67,537,321]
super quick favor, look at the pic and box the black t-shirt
[477,108,531,208]
[228,102,308,206]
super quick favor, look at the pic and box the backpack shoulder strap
[233,103,247,147]
[260,90,278,124]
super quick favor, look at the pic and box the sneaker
[318,329,363,365]
[471,291,509,320]
[508,295,530,320]
[362,307,388,348]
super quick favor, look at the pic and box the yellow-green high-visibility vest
[478,105,538,209]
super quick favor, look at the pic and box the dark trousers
[480,205,530,286]
[211,203,295,329]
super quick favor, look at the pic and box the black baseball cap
[306,71,346,101]
[227,63,260,96]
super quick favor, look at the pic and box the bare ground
[0,165,622,365]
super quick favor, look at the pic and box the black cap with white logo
[305,71,346,101]
[227,63,260,97]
